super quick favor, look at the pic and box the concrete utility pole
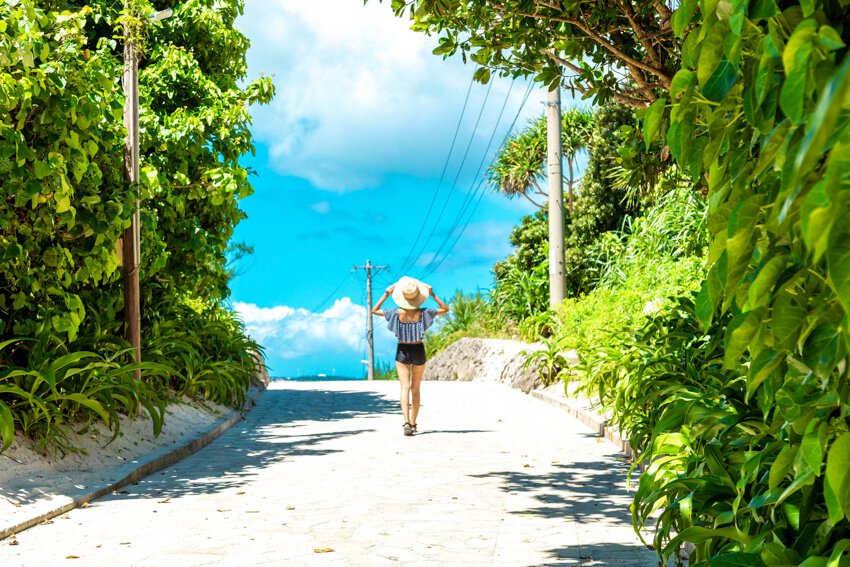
[122,7,172,380]
[546,86,566,307]
[353,260,388,381]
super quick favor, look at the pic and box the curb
[0,386,264,541]
[529,388,642,469]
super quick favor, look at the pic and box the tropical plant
[488,108,593,212]
[521,335,571,386]
[379,0,678,108]
[374,360,399,381]
[0,0,273,453]
[423,290,492,357]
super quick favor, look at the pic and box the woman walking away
[372,276,449,436]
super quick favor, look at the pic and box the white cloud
[239,0,546,192]
[234,297,396,364]
[308,201,331,214]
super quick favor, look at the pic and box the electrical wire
[417,81,537,280]
[393,68,479,278]
[414,79,518,280]
[395,76,494,277]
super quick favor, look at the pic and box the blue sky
[229,0,586,378]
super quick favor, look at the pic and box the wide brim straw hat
[392,276,429,310]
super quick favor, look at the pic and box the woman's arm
[371,285,394,316]
[427,285,450,316]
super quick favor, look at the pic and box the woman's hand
[385,284,395,296]
[425,284,434,297]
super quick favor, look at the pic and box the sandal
[403,422,413,436]
[410,423,417,434]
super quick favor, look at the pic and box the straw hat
[392,276,430,309]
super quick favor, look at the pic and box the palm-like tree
[487,108,593,214]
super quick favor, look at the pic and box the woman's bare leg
[397,362,412,424]
[410,364,425,426]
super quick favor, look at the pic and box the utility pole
[121,7,172,381]
[353,260,388,381]
[122,2,142,380]
[546,86,566,307]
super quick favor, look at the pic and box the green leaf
[702,58,738,103]
[0,400,14,452]
[643,97,666,150]
[747,348,781,399]
[698,22,728,89]
[707,552,767,567]
[724,307,766,368]
[826,433,850,518]
[803,323,846,379]
[773,293,807,351]
[801,420,828,475]
[672,0,698,38]
[33,160,51,179]
[779,20,818,124]
[52,393,110,424]
[770,445,798,490]
[828,210,850,314]
[749,0,780,19]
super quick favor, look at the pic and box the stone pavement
[0,381,666,566]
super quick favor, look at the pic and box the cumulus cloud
[239,0,541,192]
[234,298,396,372]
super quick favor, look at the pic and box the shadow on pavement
[471,450,667,565]
[92,387,398,503]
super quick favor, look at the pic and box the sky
[229,0,586,378]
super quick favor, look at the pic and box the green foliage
[374,360,399,381]
[521,334,570,386]
[378,0,676,109]
[0,0,273,453]
[487,108,593,209]
[424,291,494,357]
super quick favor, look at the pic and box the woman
[372,276,449,436]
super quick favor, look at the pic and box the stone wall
[423,337,546,393]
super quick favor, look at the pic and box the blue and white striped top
[384,308,439,343]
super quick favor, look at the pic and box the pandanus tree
[487,108,592,214]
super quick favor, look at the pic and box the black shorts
[396,343,427,366]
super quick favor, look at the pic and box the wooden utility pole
[121,8,173,381]
[122,4,142,380]
[546,86,566,306]
[353,260,388,381]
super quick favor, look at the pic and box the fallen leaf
[236,492,245,495]
[61,515,70,519]
[313,548,334,553]
[523,539,529,543]
[115,490,129,494]
[246,511,259,513]
[80,503,89,509]
[96,545,101,549]
[157,498,170,504]
[13,503,20,508]
[9,540,19,546]
[523,464,531,468]
[66,556,80,559]
[551,461,560,464]
[498,419,503,422]
[595,438,605,443]
[286,506,295,510]
[217,509,230,513]
[120,542,130,545]
[451,497,457,500]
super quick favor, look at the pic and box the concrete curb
[0,386,263,541]
[529,389,638,464]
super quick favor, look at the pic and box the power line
[395,77,494,277]
[394,69,479,277]
[414,79,518,280]
[417,81,536,280]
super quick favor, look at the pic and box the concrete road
[1,381,664,566]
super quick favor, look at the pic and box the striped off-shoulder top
[384,308,439,343]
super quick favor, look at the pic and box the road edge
[0,386,263,541]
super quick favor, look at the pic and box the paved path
[1,382,663,566]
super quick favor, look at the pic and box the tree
[488,107,592,213]
[380,0,678,108]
